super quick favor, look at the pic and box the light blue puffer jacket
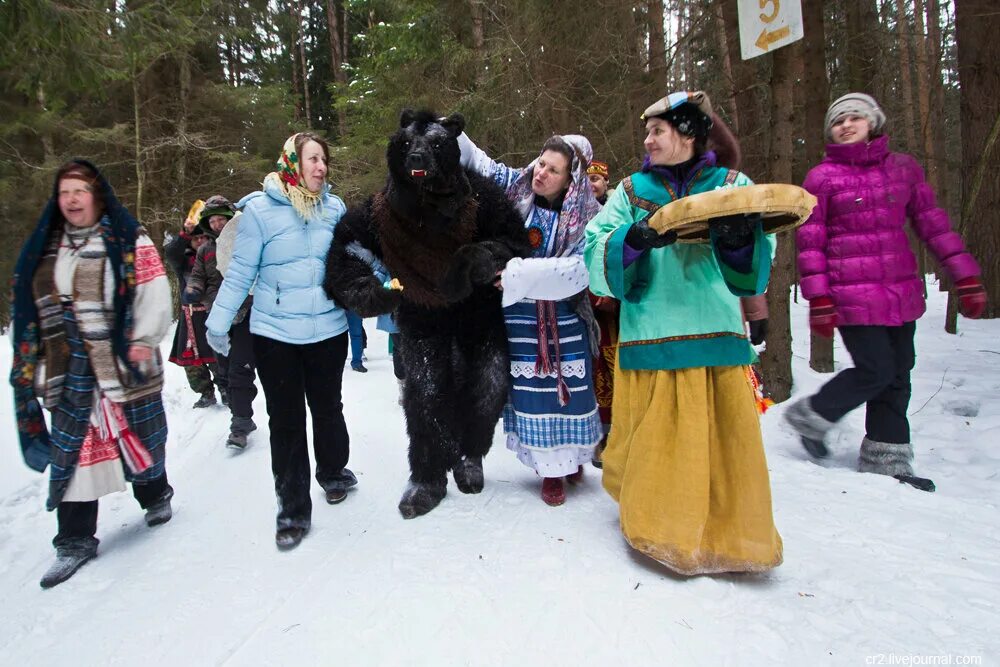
[206,177,348,344]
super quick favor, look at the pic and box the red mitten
[956,277,987,319]
[809,296,836,338]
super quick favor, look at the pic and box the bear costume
[324,110,531,518]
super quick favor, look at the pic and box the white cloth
[499,256,589,307]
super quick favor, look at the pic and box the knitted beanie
[824,92,886,140]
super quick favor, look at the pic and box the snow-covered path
[1,287,997,666]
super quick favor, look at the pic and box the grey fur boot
[858,437,914,477]
[40,547,97,589]
[784,398,836,458]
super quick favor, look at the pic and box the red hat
[586,160,609,180]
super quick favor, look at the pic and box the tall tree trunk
[35,82,56,165]
[846,0,883,97]
[894,0,920,156]
[713,2,738,128]
[295,1,311,129]
[912,0,940,197]
[132,66,145,227]
[672,1,685,84]
[926,0,949,212]
[954,0,1000,319]
[289,1,303,122]
[468,0,486,86]
[647,0,666,76]
[802,0,833,373]
[761,45,798,403]
[176,54,190,204]
[327,0,348,137]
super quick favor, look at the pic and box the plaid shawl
[9,160,142,473]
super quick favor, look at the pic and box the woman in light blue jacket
[207,132,357,550]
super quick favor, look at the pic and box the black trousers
[253,332,351,530]
[811,322,916,444]
[390,332,405,380]
[54,473,171,552]
[219,316,258,430]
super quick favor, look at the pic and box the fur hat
[586,160,609,181]
[641,91,714,138]
[824,92,886,140]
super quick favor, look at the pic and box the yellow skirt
[603,364,783,575]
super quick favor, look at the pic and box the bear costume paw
[398,480,448,519]
[440,243,498,301]
[452,456,484,494]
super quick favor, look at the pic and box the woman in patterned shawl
[10,160,174,588]
[458,132,603,507]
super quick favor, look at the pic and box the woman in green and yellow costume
[584,91,782,575]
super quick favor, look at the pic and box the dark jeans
[54,473,172,552]
[811,322,916,444]
[253,332,352,530]
[219,316,257,431]
[346,311,366,367]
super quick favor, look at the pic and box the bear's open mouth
[410,169,427,178]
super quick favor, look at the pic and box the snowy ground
[1,285,997,666]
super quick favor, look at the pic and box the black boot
[452,457,484,494]
[40,547,96,589]
[275,526,308,550]
[219,387,230,407]
[144,487,174,527]
[398,480,447,519]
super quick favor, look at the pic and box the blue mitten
[206,330,230,357]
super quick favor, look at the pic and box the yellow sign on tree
[738,0,804,60]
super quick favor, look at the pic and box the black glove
[708,213,761,250]
[625,220,678,250]
[749,318,768,345]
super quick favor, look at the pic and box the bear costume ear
[399,108,417,128]
[440,113,466,138]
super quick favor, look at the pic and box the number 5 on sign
[738,0,804,60]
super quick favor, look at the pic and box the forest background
[1,0,998,402]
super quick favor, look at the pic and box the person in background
[586,159,617,468]
[459,130,603,507]
[584,91,782,575]
[165,199,224,408]
[185,195,259,449]
[10,160,174,588]
[346,311,368,372]
[205,132,357,550]
[214,203,259,450]
[785,92,986,491]
[587,159,612,205]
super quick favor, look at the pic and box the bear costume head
[388,109,467,194]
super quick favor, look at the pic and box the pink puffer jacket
[797,135,980,326]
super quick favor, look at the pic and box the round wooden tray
[646,183,818,243]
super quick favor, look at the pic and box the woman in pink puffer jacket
[785,93,986,489]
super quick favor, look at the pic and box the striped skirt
[502,300,602,477]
